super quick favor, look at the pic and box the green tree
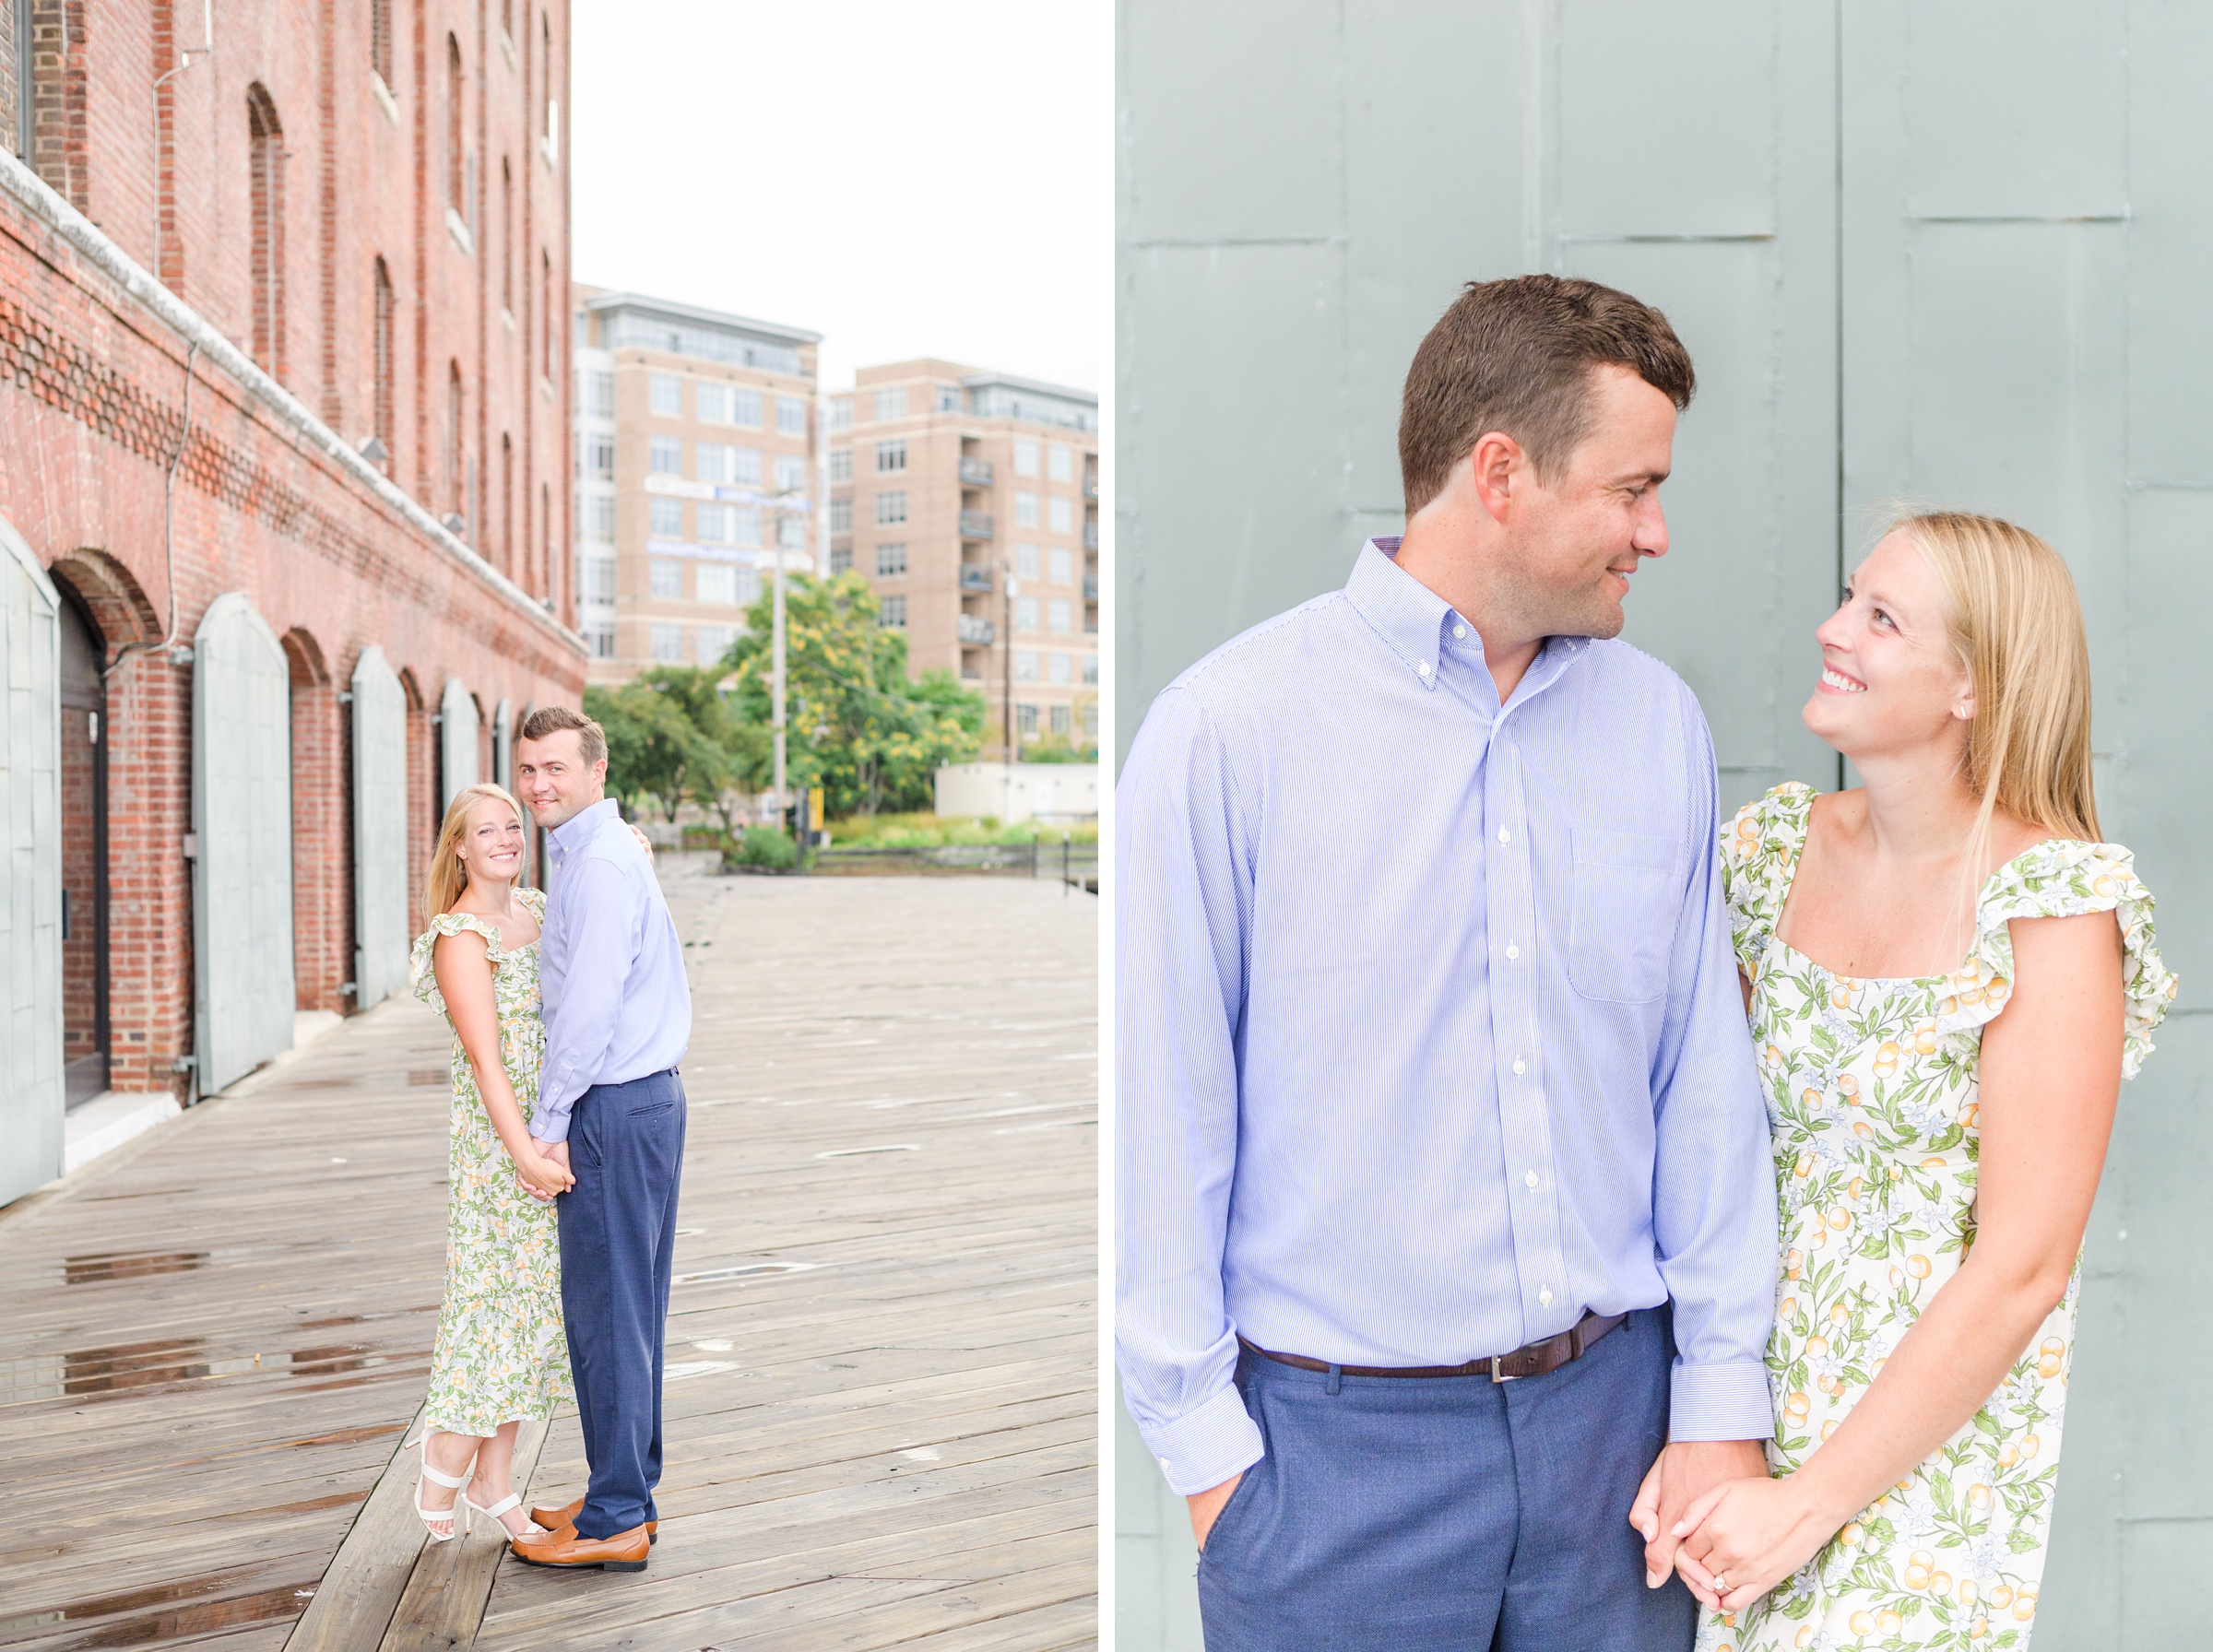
[584,679,704,823]
[723,572,986,818]
[632,665,773,834]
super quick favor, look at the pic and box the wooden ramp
[0,861,1097,1652]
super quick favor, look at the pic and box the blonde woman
[1652,514,2175,1648]
[407,783,575,1543]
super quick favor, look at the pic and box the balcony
[959,456,994,487]
[960,510,995,540]
[959,563,994,594]
[1083,521,1098,549]
[957,614,997,645]
[1083,474,1097,500]
[1083,574,1098,601]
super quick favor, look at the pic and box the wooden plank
[279,1404,430,1652]
[376,1416,550,1652]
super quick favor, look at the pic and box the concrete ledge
[64,1091,183,1174]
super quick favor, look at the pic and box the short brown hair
[1398,275,1695,514]
[519,703,608,768]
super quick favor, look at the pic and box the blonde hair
[426,783,527,918]
[1888,509,2101,873]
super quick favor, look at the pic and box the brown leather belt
[1240,1309,1629,1385]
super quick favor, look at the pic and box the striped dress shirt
[1115,539,1778,1496]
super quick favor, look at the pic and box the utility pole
[1001,569,1017,765]
[768,487,808,835]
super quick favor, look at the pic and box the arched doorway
[57,589,109,1106]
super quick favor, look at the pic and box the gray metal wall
[0,512,62,1205]
[1116,4,2212,1646]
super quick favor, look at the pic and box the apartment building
[573,289,821,683]
[831,361,1098,750]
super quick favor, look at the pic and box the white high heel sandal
[411,1436,477,1542]
[461,1488,547,1543]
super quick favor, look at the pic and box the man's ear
[1467,431,1522,525]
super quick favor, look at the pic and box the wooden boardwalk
[0,860,1097,1652]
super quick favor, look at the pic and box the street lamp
[766,488,810,832]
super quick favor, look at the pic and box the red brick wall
[1,0,578,1100]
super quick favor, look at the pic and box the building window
[651,623,683,662]
[830,544,852,573]
[649,372,683,417]
[649,497,682,537]
[587,496,616,540]
[445,361,465,519]
[501,158,515,313]
[733,388,763,428]
[935,384,961,412]
[1017,703,1039,736]
[828,450,852,483]
[697,442,761,486]
[697,503,737,544]
[1082,653,1099,685]
[696,383,728,423]
[830,495,852,534]
[873,386,907,421]
[1083,702,1099,738]
[696,563,737,606]
[542,251,556,380]
[876,543,907,577]
[649,436,682,474]
[1014,651,1039,683]
[876,491,907,526]
[775,454,806,491]
[586,624,616,658]
[581,556,616,600]
[650,558,684,598]
[583,369,614,417]
[247,86,286,380]
[777,514,804,549]
[372,257,395,457]
[372,0,394,84]
[1013,439,1040,477]
[1015,543,1038,578]
[879,595,907,628]
[1050,704,1072,736]
[445,36,465,216]
[1049,652,1072,686]
[778,396,807,436]
[1049,547,1072,584]
[876,440,906,473]
[578,433,612,478]
[734,506,763,547]
[736,447,765,486]
[1048,444,1073,482]
[1015,492,1039,528]
[501,433,515,571]
[1049,599,1071,633]
[1049,498,1073,534]
[1015,596,1038,631]
[829,395,853,432]
[697,624,735,663]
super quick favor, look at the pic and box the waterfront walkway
[0,861,1097,1652]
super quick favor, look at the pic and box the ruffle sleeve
[1931,840,2177,1078]
[1720,781,1816,982]
[410,911,509,1020]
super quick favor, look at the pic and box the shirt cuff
[1134,1381,1265,1496]
[527,1101,571,1144]
[1668,1357,1775,1442]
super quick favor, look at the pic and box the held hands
[515,1137,574,1201]
[1669,1472,1843,1615]
[1627,1439,1771,1599]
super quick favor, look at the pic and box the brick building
[0,1,581,1206]
[829,361,1098,752]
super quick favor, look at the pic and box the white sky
[572,0,1108,396]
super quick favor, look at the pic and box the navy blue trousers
[1197,1307,1696,1652]
[556,1068,685,1541]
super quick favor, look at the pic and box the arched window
[372,257,395,464]
[500,433,515,575]
[371,0,393,87]
[247,85,286,381]
[541,250,554,382]
[501,157,514,313]
[445,35,465,218]
[446,361,465,524]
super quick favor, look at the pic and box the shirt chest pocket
[1567,829,1679,1005]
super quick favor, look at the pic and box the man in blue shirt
[1117,276,1777,1648]
[506,704,692,1574]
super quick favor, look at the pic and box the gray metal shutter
[350,646,410,1009]
[440,676,479,808]
[0,514,63,1203]
[192,593,296,1093]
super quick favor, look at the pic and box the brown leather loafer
[510,1520,650,1572]
[527,1496,657,1544]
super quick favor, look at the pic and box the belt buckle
[1490,1355,1516,1384]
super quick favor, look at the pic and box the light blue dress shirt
[1116,540,1778,1496]
[529,797,692,1144]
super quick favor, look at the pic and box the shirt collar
[547,796,621,864]
[1344,536,1595,701]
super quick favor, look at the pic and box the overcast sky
[572,1,1107,396]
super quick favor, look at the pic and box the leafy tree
[721,572,987,818]
[631,666,773,834]
[584,679,704,823]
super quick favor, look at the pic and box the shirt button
[1453,624,1467,640]
[1417,660,1431,677]
[1539,1286,1554,1306]
[1505,943,1520,961]
[1524,1169,1539,1188]
[1512,1057,1526,1075]
[1497,826,1511,845]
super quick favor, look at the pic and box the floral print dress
[1698,784,2173,1652]
[410,889,574,1437]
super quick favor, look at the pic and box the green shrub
[727,827,799,872]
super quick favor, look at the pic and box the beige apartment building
[831,361,1099,750]
[572,289,822,683]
